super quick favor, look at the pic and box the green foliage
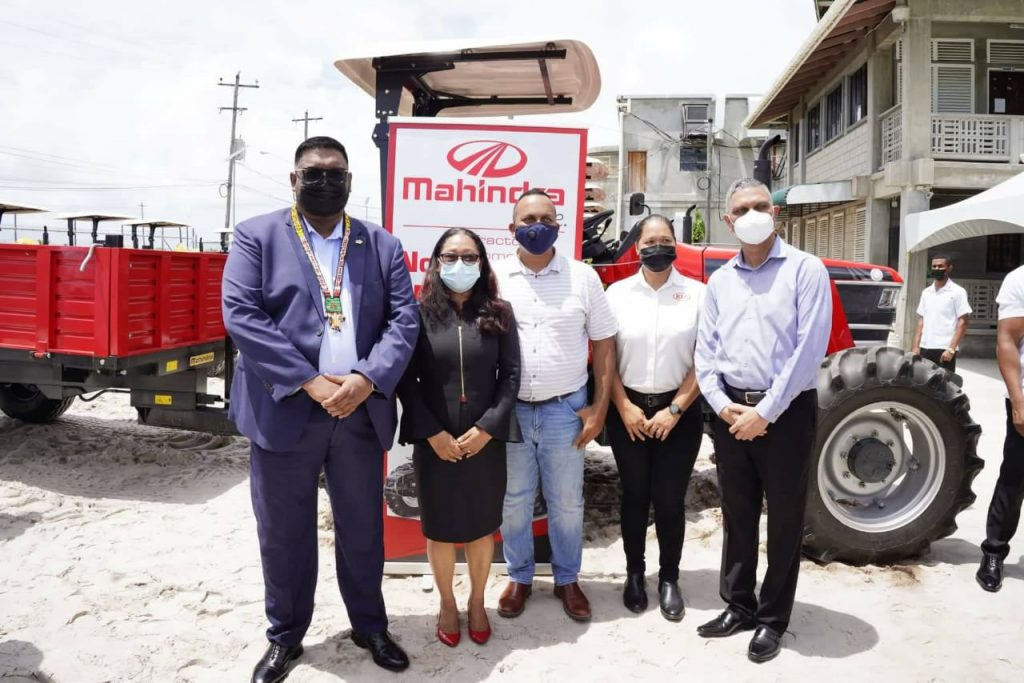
[692,209,706,243]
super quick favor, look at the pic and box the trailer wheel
[0,384,75,423]
[383,461,420,518]
[804,347,983,565]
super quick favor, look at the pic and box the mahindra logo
[446,140,527,178]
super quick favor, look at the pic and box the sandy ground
[2,361,1024,682]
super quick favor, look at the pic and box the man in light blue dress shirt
[694,178,832,663]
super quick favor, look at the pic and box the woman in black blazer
[398,228,521,648]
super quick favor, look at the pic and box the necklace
[291,205,351,332]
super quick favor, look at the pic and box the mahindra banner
[382,120,587,563]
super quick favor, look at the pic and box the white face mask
[732,209,776,245]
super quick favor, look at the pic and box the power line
[236,161,292,189]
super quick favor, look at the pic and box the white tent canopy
[905,171,1024,252]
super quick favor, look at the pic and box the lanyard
[291,205,351,331]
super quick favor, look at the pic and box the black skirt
[413,438,507,543]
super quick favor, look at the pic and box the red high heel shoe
[468,611,491,645]
[436,615,460,647]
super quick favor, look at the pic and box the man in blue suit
[223,136,419,681]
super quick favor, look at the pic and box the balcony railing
[880,104,902,166]
[878,107,1024,166]
[931,114,1010,161]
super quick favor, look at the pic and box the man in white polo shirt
[978,264,1024,592]
[912,255,972,372]
[494,188,617,622]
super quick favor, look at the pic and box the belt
[519,389,581,407]
[624,387,676,410]
[724,384,767,406]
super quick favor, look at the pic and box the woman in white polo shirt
[605,214,705,621]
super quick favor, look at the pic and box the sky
[0,0,817,246]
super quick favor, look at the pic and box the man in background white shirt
[977,264,1024,592]
[912,255,972,372]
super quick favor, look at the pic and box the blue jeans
[501,385,587,586]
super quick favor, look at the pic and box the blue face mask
[439,259,481,293]
[515,222,559,255]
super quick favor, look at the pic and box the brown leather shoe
[497,582,532,618]
[553,582,591,622]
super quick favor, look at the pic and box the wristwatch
[946,348,956,355]
[669,402,682,416]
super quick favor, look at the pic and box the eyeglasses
[439,252,480,265]
[297,168,348,184]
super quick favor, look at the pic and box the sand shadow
[675,567,879,659]
[300,578,634,680]
[0,512,41,543]
[957,358,1002,383]
[0,639,44,681]
[0,415,248,505]
[920,537,1024,580]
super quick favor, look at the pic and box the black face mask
[298,177,349,217]
[930,268,948,280]
[639,244,676,273]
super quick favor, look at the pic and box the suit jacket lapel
[346,219,367,329]
[285,211,326,322]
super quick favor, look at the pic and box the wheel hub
[847,437,896,484]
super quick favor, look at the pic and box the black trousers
[982,401,1024,559]
[921,347,957,372]
[606,397,703,582]
[713,390,816,632]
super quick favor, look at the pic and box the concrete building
[603,95,779,243]
[748,0,1024,354]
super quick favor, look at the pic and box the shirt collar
[731,235,786,271]
[300,214,345,242]
[634,267,687,292]
[513,249,563,276]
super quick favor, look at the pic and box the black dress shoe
[658,580,685,622]
[622,571,648,613]
[251,642,303,683]
[351,630,410,672]
[696,608,755,638]
[977,552,1004,593]
[748,625,783,663]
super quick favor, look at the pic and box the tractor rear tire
[804,347,983,565]
[0,384,75,424]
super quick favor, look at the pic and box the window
[627,150,647,192]
[679,144,707,171]
[894,39,903,106]
[824,84,844,142]
[682,103,709,138]
[848,64,867,126]
[987,234,1022,273]
[816,215,830,257]
[792,120,801,164]
[806,103,822,152]
[932,65,974,113]
[830,211,844,259]
[804,218,816,255]
[853,207,866,261]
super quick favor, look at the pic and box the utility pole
[292,110,322,140]
[218,72,260,249]
[138,202,145,219]
[704,114,713,244]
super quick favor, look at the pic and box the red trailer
[0,212,232,433]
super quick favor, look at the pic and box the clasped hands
[303,373,373,419]
[719,403,769,441]
[428,426,492,462]
[619,402,680,442]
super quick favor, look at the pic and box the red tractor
[0,39,982,567]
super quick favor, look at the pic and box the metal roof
[335,37,601,118]
[746,0,896,128]
[0,200,49,214]
[124,219,190,228]
[55,212,137,222]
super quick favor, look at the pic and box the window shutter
[895,38,903,61]
[932,39,974,63]
[853,207,866,262]
[805,218,816,255]
[932,65,974,113]
[988,40,1024,65]
[817,215,830,258]
[830,211,845,260]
